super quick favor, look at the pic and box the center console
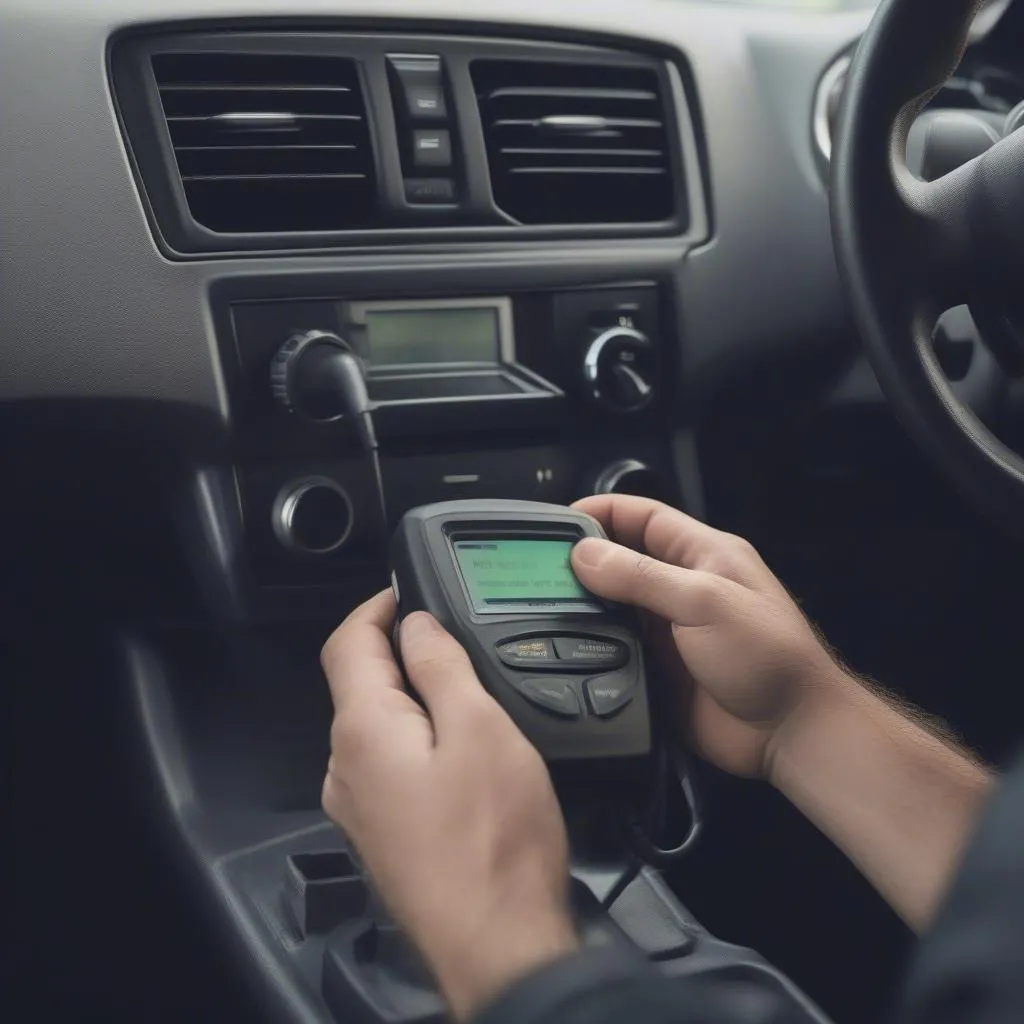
[215,278,681,601]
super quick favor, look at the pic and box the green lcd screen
[452,538,600,614]
[365,307,500,366]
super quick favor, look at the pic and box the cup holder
[284,850,367,937]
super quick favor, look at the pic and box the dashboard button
[404,177,456,204]
[497,638,556,668]
[585,676,635,718]
[517,678,582,719]
[388,54,447,121]
[406,85,447,120]
[552,636,629,670]
[412,130,452,168]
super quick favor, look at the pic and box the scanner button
[497,638,556,668]
[518,679,582,719]
[585,677,635,718]
[553,637,629,670]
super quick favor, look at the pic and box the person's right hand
[571,495,849,780]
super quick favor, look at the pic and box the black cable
[628,739,703,868]
[602,735,703,912]
[601,855,643,911]
[368,444,389,536]
[323,349,390,562]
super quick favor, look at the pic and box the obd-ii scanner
[390,500,700,867]
[391,500,653,763]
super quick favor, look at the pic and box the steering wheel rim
[831,0,1024,536]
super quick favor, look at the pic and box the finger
[321,589,403,713]
[399,612,494,737]
[573,495,726,567]
[574,495,772,592]
[571,537,734,627]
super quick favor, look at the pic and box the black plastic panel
[109,29,697,256]
[240,437,679,593]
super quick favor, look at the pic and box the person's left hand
[321,591,578,1021]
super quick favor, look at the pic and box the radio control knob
[582,326,656,413]
[592,459,667,502]
[273,477,354,555]
[271,330,355,422]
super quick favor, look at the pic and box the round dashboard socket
[273,478,354,556]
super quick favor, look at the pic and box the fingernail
[401,611,440,643]
[572,537,613,569]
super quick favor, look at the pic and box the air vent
[473,60,675,226]
[152,53,376,233]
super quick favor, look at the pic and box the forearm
[769,668,995,932]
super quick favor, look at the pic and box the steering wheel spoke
[901,127,1024,314]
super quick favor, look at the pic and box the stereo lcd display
[365,306,501,366]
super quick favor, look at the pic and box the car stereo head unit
[340,297,558,404]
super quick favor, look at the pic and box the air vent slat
[500,148,663,157]
[473,59,675,226]
[165,114,362,123]
[487,86,657,101]
[182,173,369,182]
[152,52,377,234]
[491,118,663,129]
[159,84,355,92]
[509,166,666,175]
[176,144,365,177]
[160,88,364,118]
[175,144,359,151]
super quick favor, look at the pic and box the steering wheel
[831,0,1024,536]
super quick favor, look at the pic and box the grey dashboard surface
[0,0,870,419]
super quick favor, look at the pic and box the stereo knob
[271,330,355,422]
[273,478,354,555]
[582,326,656,413]
[592,459,667,502]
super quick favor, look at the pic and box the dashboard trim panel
[0,0,869,423]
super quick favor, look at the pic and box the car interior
[6,0,1024,1021]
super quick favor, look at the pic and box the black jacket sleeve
[476,751,1024,1024]
[474,946,807,1024]
[893,752,1024,1024]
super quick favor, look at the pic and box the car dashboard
[4,1,1023,1022]
[2,1,875,613]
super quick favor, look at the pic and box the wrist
[427,905,580,1022]
[764,661,861,793]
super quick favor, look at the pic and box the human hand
[571,496,848,781]
[320,591,578,1020]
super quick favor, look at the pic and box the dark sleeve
[473,946,805,1024]
[894,751,1024,1024]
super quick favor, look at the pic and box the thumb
[400,612,492,733]
[572,537,729,628]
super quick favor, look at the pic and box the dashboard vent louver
[473,60,675,226]
[152,52,376,233]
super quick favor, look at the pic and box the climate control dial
[582,326,656,413]
[592,459,667,502]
